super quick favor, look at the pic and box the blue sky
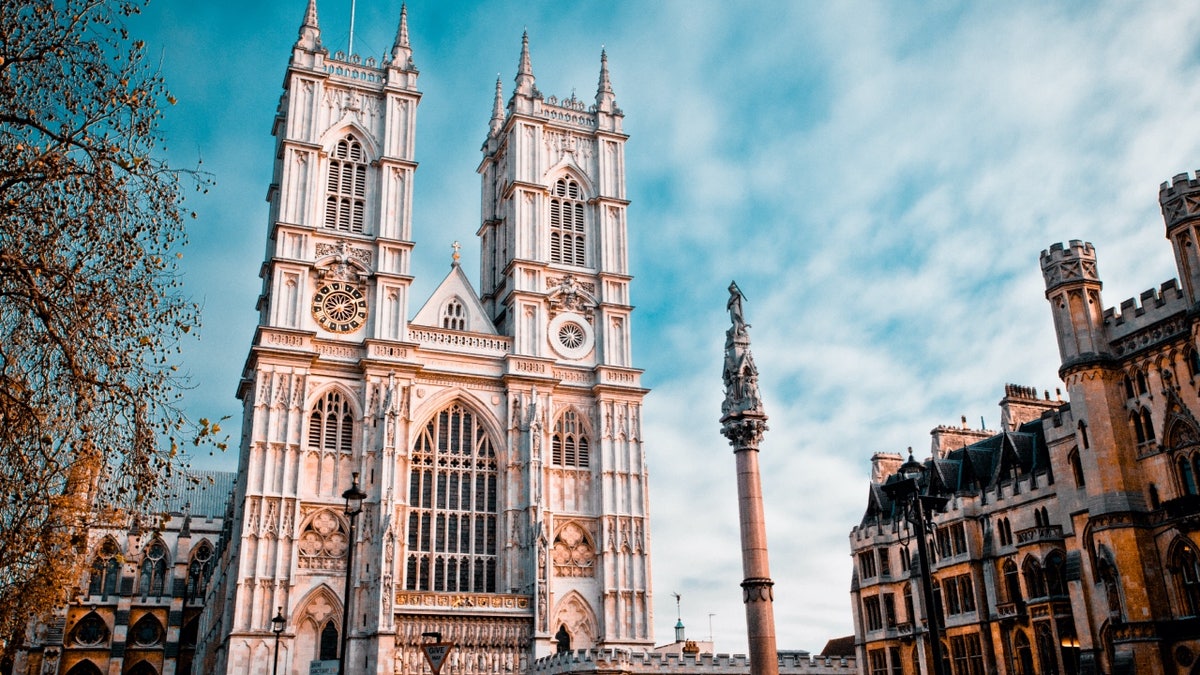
[135,0,1200,655]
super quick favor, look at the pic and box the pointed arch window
[88,538,121,599]
[325,136,368,234]
[1023,557,1047,599]
[186,541,214,601]
[1174,542,1200,616]
[1188,347,1200,380]
[406,403,498,592]
[320,621,339,661]
[1068,449,1085,488]
[308,390,355,453]
[552,409,590,469]
[1182,457,1199,496]
[1044,551,1067,597]
[1142,408,1156,442]
[1002,558,1022,605]
[297,510,349,570]
[139,540,169,599]
[130,613,164,647]
[442,298,466,330]
[1136,370,1149,395]
[70,612,109,647]
[549,177,586,267]
[65,661,104,675]
[1097,558,1123,620]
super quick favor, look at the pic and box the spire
[595,48,616,113]
[514,30,536,98]
[489,76,505,136]
[296,0,321,51]
[389,3,414,68]
[721,281,768,444]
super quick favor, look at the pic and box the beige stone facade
[851,173,1200,674]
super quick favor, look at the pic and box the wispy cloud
[143,0,1200,655]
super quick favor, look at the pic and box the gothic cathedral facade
[197,4,653,673]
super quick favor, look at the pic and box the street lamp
[271,606,286,675]
[882,450,950,675]
[339,472,367,675]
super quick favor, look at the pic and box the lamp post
[339,472,367,675]
[271,606,286,675]
[883,451,949,675]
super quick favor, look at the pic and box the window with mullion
[549,178,586,266]
[324,137,368,233]
[405,403,497,592]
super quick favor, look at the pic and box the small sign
[309,660,339,675]
[422,642,454,675]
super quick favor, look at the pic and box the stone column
[719,282,778,675]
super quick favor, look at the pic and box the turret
[295,0,321,52]
[388,4,414,70]
[1160,171,1200,305]
[1040,240,1109,372]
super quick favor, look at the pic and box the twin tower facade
[197,4,652,673]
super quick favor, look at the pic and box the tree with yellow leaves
[0,0,217,652]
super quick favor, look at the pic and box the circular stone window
[548,313,594,360]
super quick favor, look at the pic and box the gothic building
[851,173,1200,675]
[194,3,652,673]
[9,471,237,675]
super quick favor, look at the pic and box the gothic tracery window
[325,136,368,234]
[297,510,349,570]
[88,538,121,598]
[549,177,586,266]
[406,403,498,592]
[186,541,214,601]
[552,522,596,577]
[442,298,466,330]
[1023,557,1047,600]
[139,540,169,599]
[1173,541,1200,617]
[308,390,355,453]
[552,409,590,469]
[70,612,109,647]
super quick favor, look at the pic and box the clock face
[312,281,368,333]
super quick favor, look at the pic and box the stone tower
[719,283,778,675]
[198,6,653,674]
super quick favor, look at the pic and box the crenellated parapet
[1103,279,1189,357]
[529,648,856,674]
[1040,240,1099,292]
[1159,171,1200,229]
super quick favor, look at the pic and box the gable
[411,264,497,334]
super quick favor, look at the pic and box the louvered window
[551,409,590,469]
[308,390,355,453]
[549,178,586,266]
[324,137,368,233]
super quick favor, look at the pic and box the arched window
[406,403,498,592]
[442,298,466,330]
[1188,347,1200,379]
[1078,420,1089,450]
[552,409,590,469]
[308,390,355,453]
[1150,483,1161,509]
[1180,457,1198,496]
[1012,630,1034,675]
[88,538,121,598]
[1002,559,1022,605]
[1023,557,1047,599]
[1096,558,1123,620]
[1068,449,1085,488]
[70,612,110,647]
[1173,542,1200,617]
[320,621,339,661]
[297,510,349,570]
[125,660,158,675]
[1142,408,1156,442]
[1132,412,1147,444]
[549,177,586,266]
[324,136,368,234]
[1136,370,1149,395]
[139,540,169,599]
[65,661,104,675]
[186,541,214,601]
[130,613,164,647]
[902,584,913,623]
[1123,374,1136,400]
[1044,551,1067,597]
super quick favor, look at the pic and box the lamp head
[343,472,367,516]
[899,448,925,482]
[271,607,286,634]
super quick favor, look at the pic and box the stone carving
[297,510,349,570]
[552,522,595,577]
[721,282,768,444]
[547,274,596,319]
[314,240,371,282]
